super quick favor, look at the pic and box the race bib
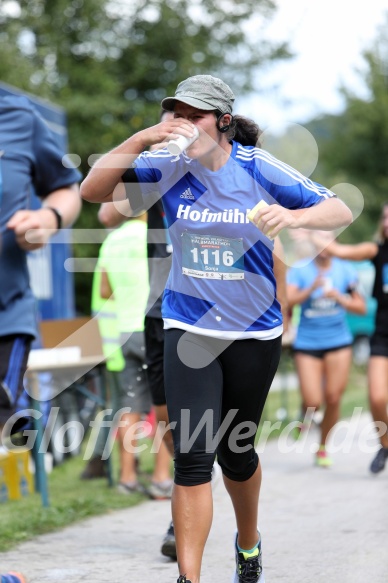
[181,232,244,280]
[305,296,340,318]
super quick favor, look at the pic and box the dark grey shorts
[117,331,151,414]
[144,316,166,406]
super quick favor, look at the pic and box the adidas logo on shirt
[180,188,195,200]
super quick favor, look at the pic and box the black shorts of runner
[293,344,352,359]
[369,332,388,358]
[144,316,166,406]
[164,329,282,487]
[0,334,32,432]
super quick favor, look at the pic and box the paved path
[1,412,387,582]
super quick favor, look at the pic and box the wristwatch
[46,207,63,230]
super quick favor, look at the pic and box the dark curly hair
[232,115,262,148]
[214,110,262,147]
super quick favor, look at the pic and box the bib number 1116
[190,247,234,267]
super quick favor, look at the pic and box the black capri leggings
[164,329,282,486]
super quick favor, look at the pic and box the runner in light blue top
[287,232,366,467]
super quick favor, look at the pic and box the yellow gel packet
[247,200,274,239]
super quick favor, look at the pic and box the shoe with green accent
[233,532,264,582]
[315,446,333,467]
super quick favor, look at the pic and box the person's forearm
[43,184,81,227]
[327,240,378,261]
[80,133,147,203]
[287,286,314,308]
[292,198,353,231]
[336,292,366,315]
[98,200,132,228]
[250,196,353,239]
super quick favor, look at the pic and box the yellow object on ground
[0,447,34,502]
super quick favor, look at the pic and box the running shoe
[161,521,177,560]
[315,446,333,468]
[370,446,388,474]
[147,479,173,500]
[116,481,147,495]
[233,532,264,582]
[1,573,26,583]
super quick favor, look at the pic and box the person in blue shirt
[287,231,366,466]
[80,74,352,583]
[94,114,288,565]
[0,95,82,435]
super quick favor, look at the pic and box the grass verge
[0,361,369,552]
[0,447,150,552]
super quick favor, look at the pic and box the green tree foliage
[308,17,388,243]
[0,0,290,312]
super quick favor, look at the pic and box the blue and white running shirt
[123,141,335,340]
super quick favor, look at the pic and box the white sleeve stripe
[236,144,325,186]
[235,146,333,200]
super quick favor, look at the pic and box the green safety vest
[91,266,125,372]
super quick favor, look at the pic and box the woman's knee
[217,444,258,482]
[325,390,343,407]
[174,451,214,486]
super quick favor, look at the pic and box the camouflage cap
[161,75,235,114]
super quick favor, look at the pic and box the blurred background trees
[306,16,388,243]
[0,0,288,175]
[1,1,387,312]
[0,0,290,312]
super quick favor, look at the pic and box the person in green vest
[92,256,126,372]
[79,250,125,479]
[81,211,172,496]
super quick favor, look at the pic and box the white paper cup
[322,277,333,293]
[167,127,199,156]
